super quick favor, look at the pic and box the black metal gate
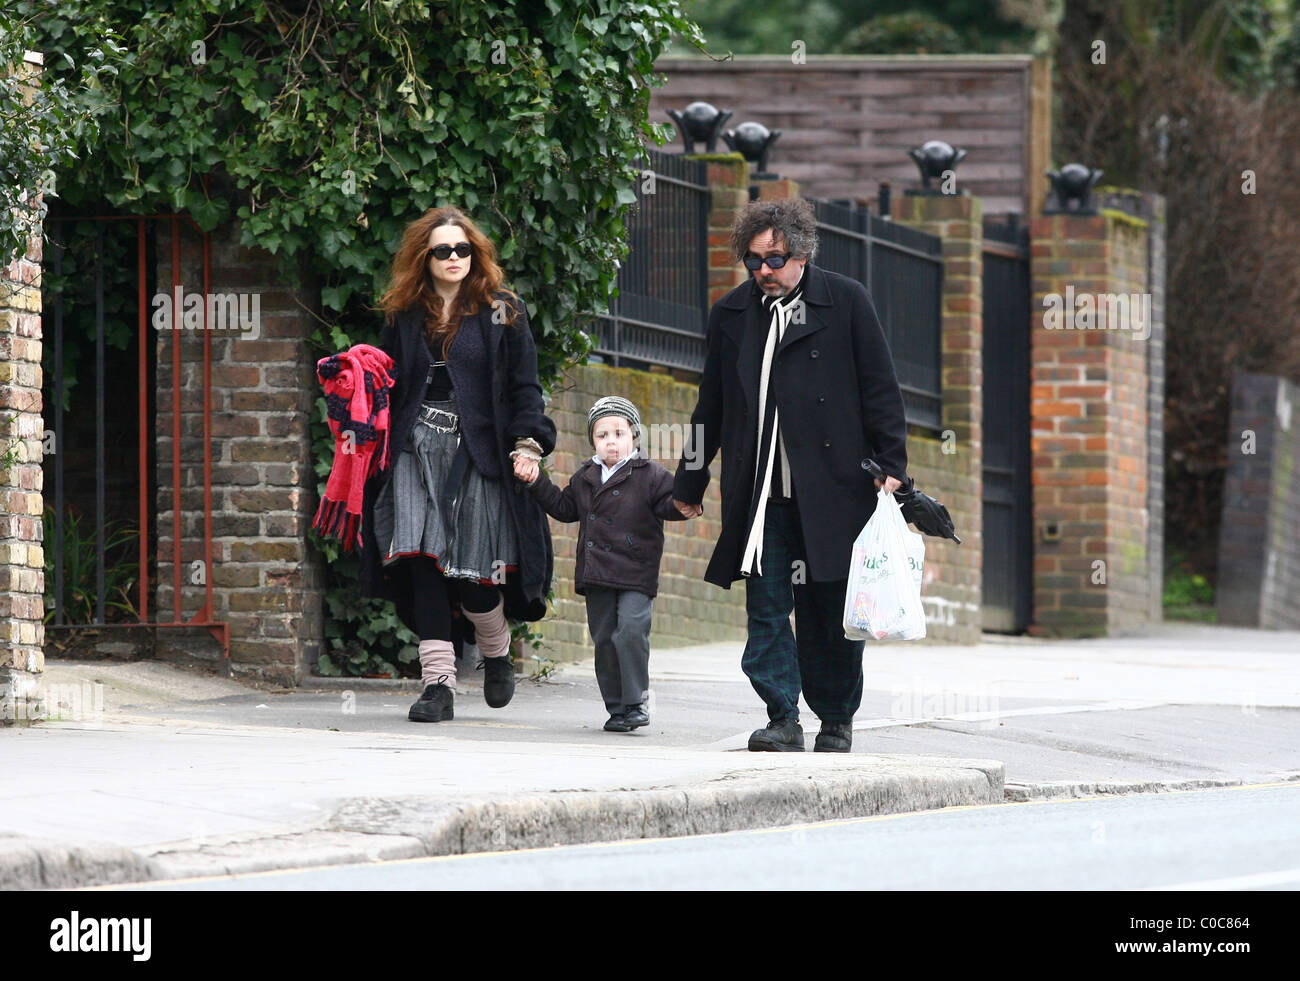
[981,218,1033,632]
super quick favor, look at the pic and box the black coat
[357,292,558,626]
[526,454,687,598]
[673,264,909,588]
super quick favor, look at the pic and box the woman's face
[427,224,473,292]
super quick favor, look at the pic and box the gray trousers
[585,587,653,714]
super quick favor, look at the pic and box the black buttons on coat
[823,440,831,448]
[810,350,819,358]
[612,489,620,496]
[818,396,825,403]
[586,541,594,548]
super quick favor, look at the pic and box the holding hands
[512,453,539,484]
[673,499,703,518]
[511,436,543,484]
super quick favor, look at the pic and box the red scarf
[312,343,395,552]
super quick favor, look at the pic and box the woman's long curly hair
[378,206,519,355]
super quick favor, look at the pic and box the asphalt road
[123,783,1300,891]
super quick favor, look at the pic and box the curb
[0,836,162,891]
[15,759,1002,888]
[1003,772,1300,802]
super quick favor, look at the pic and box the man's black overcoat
[356,293,557,628]
[673,264,909,588]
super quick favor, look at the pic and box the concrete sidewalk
[2,622,1297,888]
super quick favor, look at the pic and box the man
[672,198,908,753]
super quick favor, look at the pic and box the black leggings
[407,555,501,641]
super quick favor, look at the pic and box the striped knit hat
[588,395,641,446]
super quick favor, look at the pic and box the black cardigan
[356,292,558,627]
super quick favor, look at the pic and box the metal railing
[809,198,945,430]
[590,148,711,371]
[42,214,230,666]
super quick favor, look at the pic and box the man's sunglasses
[742,252,793,271]
[427,243,474,261]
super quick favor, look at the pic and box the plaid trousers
[741,498,865,724]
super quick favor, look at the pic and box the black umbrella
[864,459,962,544]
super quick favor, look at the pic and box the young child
[511,395,689,732]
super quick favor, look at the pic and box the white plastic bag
[843,490,927,641]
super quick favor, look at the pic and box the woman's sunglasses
[742,252,793,271]
[427,243,474,261]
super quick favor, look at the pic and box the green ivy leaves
[22,0,704,676]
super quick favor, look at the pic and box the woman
[356,206,557,723]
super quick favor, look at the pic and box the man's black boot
[623,704,649,729]
[408,678,454,723]
[748,718,805,752]
[814,722,853,753]
[480,655,515,708]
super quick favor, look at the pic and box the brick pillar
[689,153,749,306]
[1142,195,1167,623]
[893,194,984,642]
[153,222,324,684]
[1,51,47,725]
[1028,206,1156,636]
[1218,372,1300,629]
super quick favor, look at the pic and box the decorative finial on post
[1043,163,1105,214]
[665,102,733,154]
[721,121,782,176]
[906,140,968,195]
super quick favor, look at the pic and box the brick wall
[1028,208,1158,636]
[1,51,47,725]
[152,222,324,684]
[1218,372,1300,629]
[893,194,983,642]
[1115,192,1168,623]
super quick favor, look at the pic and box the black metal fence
[809,198,945,430]
[590,158,946,434]
[590,148,710,371]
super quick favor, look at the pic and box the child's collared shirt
[592,448,638,484]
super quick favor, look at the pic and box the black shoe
[480,655,515,709]
[623,705,649,729]
[408,677,454,723]
[814,722,853,753]
[604,713,632,732]
[748,718,805,752]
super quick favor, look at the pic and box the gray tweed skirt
[373,398,519,584]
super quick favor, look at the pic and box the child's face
[592,415,635,466]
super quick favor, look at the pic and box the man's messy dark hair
[730,198,819,265]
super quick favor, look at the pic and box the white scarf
[740,277,805,576]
